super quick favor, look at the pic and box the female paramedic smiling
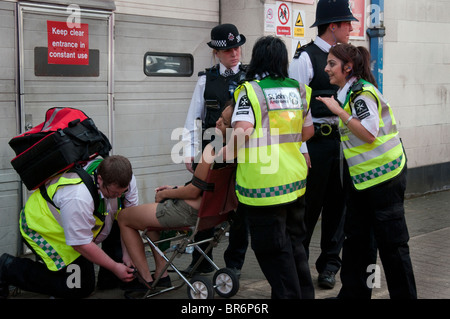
[317,43,417,299]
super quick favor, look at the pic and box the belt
[313,123,339,137]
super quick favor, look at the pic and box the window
[144,52,193,77]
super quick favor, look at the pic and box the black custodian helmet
[311,0,359,27]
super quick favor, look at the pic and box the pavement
[8,189,450,301]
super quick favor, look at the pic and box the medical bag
[9,107,111,190]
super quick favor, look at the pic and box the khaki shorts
[156,199,198,228]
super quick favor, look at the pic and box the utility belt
[313,122,340,138]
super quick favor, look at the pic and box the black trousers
[338,164,417,299]
[304,132,345,274]
[5,254,95,298]
[246,197,314,299]
[224,204,249,270]
[190,204,249,270]
[5,221,123,298]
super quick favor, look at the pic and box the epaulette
[239,64,249,72]
[198,64,220,77]
[293,40,314,59]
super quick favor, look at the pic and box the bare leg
[146,230,170,279]
[118,203,169,282]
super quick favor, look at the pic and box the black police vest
[294,41,339,118]
[202,64,247,129]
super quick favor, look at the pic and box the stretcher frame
[125,163,240,299]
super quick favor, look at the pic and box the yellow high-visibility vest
[19,160,117,271]
[234,77,311,206]
[340,79,406,190]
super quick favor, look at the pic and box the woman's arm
[219,121,254,161]
[155,144,214,203]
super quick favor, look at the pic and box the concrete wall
[383,0,450,194]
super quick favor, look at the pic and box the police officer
[221,36,315,299]
[288,0,358,289]
[182,23,248,276]
[318,43,417,299]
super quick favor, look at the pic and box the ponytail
[356,46,377,88]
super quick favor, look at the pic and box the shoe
[151,274,172,288]
[181,263,215,276]
[318,271,336,289]
[125,275,172,293]
[229,267,241,279]
[0,254,15,299]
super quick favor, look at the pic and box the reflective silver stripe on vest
[299,83,309,119]
[236,179,306,198]
[352,155,403,185]
[245,131,303,148]
[341,90,398,147]
[20,209,66,270]
[245,82,303,148]
[341,123,398,149]
[345,136,401,168]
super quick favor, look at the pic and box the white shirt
[183,62,242,158]
[289,36,340,154]
[53,162,139,246]
[288,36,339,126]
[338,77,380,137]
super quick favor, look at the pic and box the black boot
[0,254,15,299]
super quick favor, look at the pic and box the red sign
[278,3,290,25]
[349,0,366,39]
[276,2,292,36]
[47,20,89,65]
[277,26,291,36]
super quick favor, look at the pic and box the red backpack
[9,107,111,191]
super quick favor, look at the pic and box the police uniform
[232,75,314,298]
[288,0,359,289]
[289,36,346,286]
[182,63,246,157]
[336,78,417,299]
[182,23,249,274]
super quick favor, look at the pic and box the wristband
[344,115,353,125]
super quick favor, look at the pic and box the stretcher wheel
[187,276,214,299]
[213,268,240,298]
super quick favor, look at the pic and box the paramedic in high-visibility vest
[317,43,417,299]
[0,155,138,299]
[219,36,315,299]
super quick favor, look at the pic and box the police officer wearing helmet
[182,23,248,277]
[288,0,357,289]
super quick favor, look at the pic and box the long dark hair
[329,43,377,88]
[245,36,289,81]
